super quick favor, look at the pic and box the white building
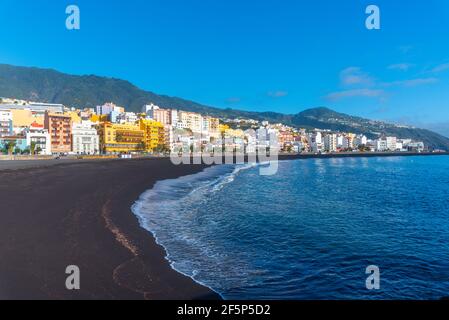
[400,139,412,146]
[308,131,324,152]
[164,125,175,151]
[354,135,368,147]
[315,131,323,145]
[256,127,278,148]
[342,137,351,149]
[406,141,425,152]
[71,121,100,155]
[337,134,344,148]
[117,112,138,124]
[244,130,257,153]
[0,110,13,137]
[386,136,397,151]
[375,139,388,151]
[292,141,304,153]
[142,103,160,115]
[171,110,178,127]
[25,122,51,155]
[202,116,211,134]
[0,102,65,116]
[96,102,124,116]
[177,111,203,133]
[324,134,338,152]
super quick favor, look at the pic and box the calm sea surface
[133,156,449,299]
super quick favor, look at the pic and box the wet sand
[0,158,220,300]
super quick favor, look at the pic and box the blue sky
[0,0,448,135]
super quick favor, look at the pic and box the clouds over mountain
[326,89,384,101]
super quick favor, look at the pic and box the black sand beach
[0,158,219,300]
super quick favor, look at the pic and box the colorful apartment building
[72,121,100,155]
[96,102,125,115]
[209,117,220,138]
[0,110,13,136]
[25,122,52,155]
[178,111,203,133]
[10,109,44,128]
[139,119,165,152]
[0,136,28,154]
[152,108,172,125]
[66,111,82,124]
[98,122,145,154]
[278,130,295,148]
[44,112,72,154]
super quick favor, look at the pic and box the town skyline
[1,0,449,137]
[0,95,435,158]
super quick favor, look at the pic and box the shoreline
[0,153,448,300]
[279,151,449,159]
[1,151,447,169]
[0,158,220,300]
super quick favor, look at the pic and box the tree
[137,141,146,153]
[30,141,37,155]
[6,141,16,155]
[358,144,370,152]
[155,144,170,154]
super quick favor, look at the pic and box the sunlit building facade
[98,122,145,154]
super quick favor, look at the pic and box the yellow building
[66,111,82,124]
[139,119,165,152]
[224,128,245,139]
[98,122,145,154]
[10,109,44,127]
[219,124,230,134]
[90,114,100,123]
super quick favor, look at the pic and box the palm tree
[6,141,16,155]
[30,141,37,155]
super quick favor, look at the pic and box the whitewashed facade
[25,123,51,155]
[72,121,99,155]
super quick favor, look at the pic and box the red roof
[30,121,44,128]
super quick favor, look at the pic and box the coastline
[277,151,449,160]
[0,158,220,300]
[133,155,449,300]
[0,152,448,300]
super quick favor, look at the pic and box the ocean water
[132,156,449,300]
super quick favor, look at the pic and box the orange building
[278,130,294,149]
[44,112,72,154]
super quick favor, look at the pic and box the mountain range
[1,63,448,151]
